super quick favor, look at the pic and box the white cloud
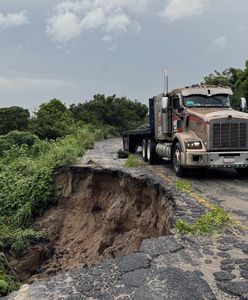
[46,0,148,44]
[0,10,29,28]
[162,0,210,22]
[213,35,228,50]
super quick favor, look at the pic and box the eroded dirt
[8,167,174,282]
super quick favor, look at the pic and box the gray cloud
[0,10,29,28]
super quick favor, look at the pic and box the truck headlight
[186,141,202,149]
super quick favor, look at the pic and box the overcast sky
[1,0,248,110]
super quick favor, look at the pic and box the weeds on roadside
[124,154,145,168]
[175,206,233,235]
[175,179,192,192]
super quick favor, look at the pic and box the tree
[202,61,248,109]
[0,106,30,135]
[70,94,148,133]
[29,99,74,140]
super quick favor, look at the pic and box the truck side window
[173,95,181,110]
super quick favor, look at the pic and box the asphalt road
[80,138,248,226]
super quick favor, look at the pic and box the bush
[0,131,38,156]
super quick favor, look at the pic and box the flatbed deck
[122,127,152,136]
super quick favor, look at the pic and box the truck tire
[142,138,148,162]
[128,139,137,153]
[123,137,129,152]
[236,168,247,177]
[172,142,187,177]
[147,139,157,165]
[123,136,136,153]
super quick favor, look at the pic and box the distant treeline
[0,94,148,139]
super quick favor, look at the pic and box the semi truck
[122,79,248,177]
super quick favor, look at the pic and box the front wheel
[172,142,187,177]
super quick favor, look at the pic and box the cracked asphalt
[6,138,248,300]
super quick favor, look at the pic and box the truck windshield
[183,95,231,108]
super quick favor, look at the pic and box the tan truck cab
[154,85,248,176]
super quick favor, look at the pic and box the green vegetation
[175,179,192,193]
[124,154,144,168]
[0,131,38,155]
[0,252,20,296]
[29,98,75,140]
[203,60,248,109]
[175,207,233,235]
[0,107,30,136]
[70,94,148,134]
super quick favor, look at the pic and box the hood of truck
[186,108,248,122]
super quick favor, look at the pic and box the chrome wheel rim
[147,141,151,160]
[142,140,146,158]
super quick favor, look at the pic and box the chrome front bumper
[181,151,248,168]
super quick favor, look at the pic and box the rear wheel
[147,139,158,165]
[123,137,128,152]
[142,138,147,162]
[172,142,187,177]
[123,136,136,153]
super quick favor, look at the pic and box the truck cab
[154,85,248,176]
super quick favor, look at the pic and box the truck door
[171,94,182,132]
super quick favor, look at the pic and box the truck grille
[212,121,248,150]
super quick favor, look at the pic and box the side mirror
[162,96,169,109]
[240,98,247,112]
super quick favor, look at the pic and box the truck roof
[170,85,233,97]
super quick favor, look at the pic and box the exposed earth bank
[6,167,174,283]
